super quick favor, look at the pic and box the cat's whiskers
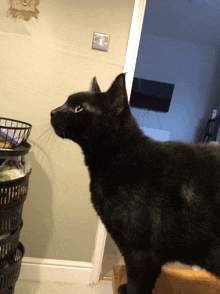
[36,123,58,148]
[39,126,52,138]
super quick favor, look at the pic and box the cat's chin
[53,127,66,139]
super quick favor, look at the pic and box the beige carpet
[15,279,113,294]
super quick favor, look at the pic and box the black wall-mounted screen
[130,78,175,113]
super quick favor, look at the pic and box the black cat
[51,73,220,294]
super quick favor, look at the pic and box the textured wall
[0,0,135,262]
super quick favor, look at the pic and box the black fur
[51,73,220,294]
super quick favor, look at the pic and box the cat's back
[91,136,220,203]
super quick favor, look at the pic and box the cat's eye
[72,105,83,113]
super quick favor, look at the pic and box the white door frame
[124,0,147,99]
[90,0,147,284]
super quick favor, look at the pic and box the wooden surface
[112,265,127,294]
[112,265,220,294]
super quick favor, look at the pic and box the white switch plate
[92,32,110,52]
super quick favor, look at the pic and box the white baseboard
[19,257,93,285]
[19,219,106,285]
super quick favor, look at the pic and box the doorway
[98,0,220,281]
[130,0,220,144]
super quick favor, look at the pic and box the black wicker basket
[0,171,31,236]
[0,223,22,263]
[0,171,31,211]
[0,118,32,150]
[0,203,24,236]
[0,242,24,294]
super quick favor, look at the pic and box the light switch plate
[92,32,110,52]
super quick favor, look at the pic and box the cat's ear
[107,73,128,115]
[91,77,101,93]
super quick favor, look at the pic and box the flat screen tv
[130,78,175,113]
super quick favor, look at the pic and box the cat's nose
[51,104,66,117]
[51,110,56,117]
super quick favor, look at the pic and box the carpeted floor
[15,280,113,294]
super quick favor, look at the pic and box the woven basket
[0,223,22,263]
[0,243,24,294]
[0,171,31,210]
[0,118,32,149]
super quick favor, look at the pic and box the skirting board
[19,257,93,285]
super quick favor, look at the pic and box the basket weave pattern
[0,119,31,293]
[0,118,32,149]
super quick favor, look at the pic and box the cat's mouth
[51,120,66,139]
[54,127,66,139]
[51,114,66,139]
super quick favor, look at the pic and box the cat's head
[50,73,131,146]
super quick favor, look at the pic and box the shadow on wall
[102,233,124,276]
[20,147,54,260]
[194,118,208,143]
[195,50,220,143]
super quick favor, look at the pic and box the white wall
[0,0,135,262]
[132,33,220,143]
